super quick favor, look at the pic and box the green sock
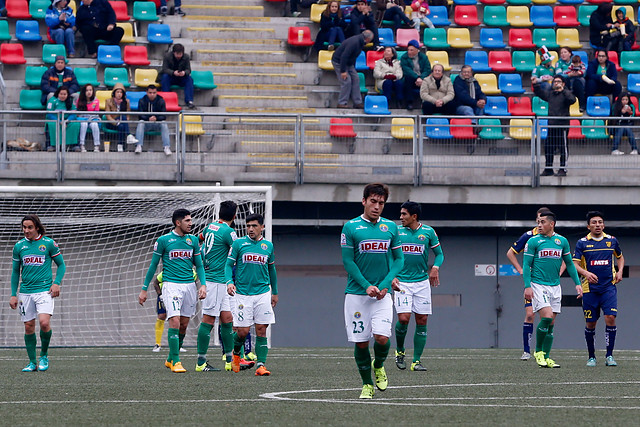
[24,333,37,364]
[373,339,390,369]
[178,333,185,350]
[535,317,553,353]
[220,322,234,362]
[255,336,268,364]
[395,321,408,353]
[39,329,52,357]
[240,342,246,359]
[168,328,180,364]
[413,325,427,362]
[354,345,373,386]
[233,332,244,354]
[197,323,213,364]
[542,324,555,358]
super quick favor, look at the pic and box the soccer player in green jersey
[10,214,66,372]
[392,201,443,372]
[138,209,207,373]
[523,211,582,368]
[226,213,277,376]
[341,183,404,399]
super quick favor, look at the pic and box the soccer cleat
[520,352,531,361]
[245,352,257,362]
[545,358,560,368]
[371,361,388,391]
[359,384,375,399]
[605,356,618,367]
[22,362,37,372]
[255,365,270,376]
[410,361,427,371]
[395,350,406,370]
[231,354,241,373]
[240,359,255,370]
[195,362,220,372]
[586,357,597,367]
[152,344,161,352]
[179,347,187,353]
[534,351,548,367]
[171,361,186,373]
[38,356,49,371]
[164,359,173,369]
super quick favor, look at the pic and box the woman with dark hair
[610,92,639,155]
[589,3,614,49]
[586,49,622,99]
[314,1,346,52]
[46,86,79,151]
[373,46,403,108]
[75,83,101,152]
[105,83,137,152]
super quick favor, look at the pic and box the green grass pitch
[3,347,640,425]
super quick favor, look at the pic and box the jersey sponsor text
[538,249,561,258]
[243,253,267,265]
[169,249,193,259]
[401,244,425,255]
[359,239,390,253]
[22,255,45,266]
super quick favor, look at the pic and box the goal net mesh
[0,187,270,347]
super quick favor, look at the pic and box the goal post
[0,186,272,347]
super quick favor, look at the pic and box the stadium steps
[238,141,333,154]
[193,49,286,62]
[218,95,308,108]
[181,5,265,17]
[181,27,276,39]
[225,107,316,114]
[191,38,282,48]
[213,71,298,85]
[181,15,271,24]
[215,83,305,96]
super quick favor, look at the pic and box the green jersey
[153,231,201,284]
[523,232,571,287]
[226,236,276,296]
[200,220,237,283]
[397,223,441,283]
[341,215,401,295]
[11,235,63,295]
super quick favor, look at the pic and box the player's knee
[415,314,428,325]
[604,315,616,326]
[255,324,268,337]
[374,335,389,345]
[24,322,36,335]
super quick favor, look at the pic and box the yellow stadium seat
[509,119,533,140]
[570,99,582,117]
[134,68,158,87]
[474,73,500,95]
[118,22,135,43]
[612,6,635,24]
[180,115,206,152]
[507,6,533,27]
[391,117,415,139]
[532,0,555,5]
[535,50,558,66]
[96,90,112,110]
[310,3,326,23]
[317,50,334,71]
[426,51,451,71]
[556,29,582,49]
[447,28,474,48]
[68,0,76,13]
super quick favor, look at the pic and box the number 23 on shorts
[352,320,364,334]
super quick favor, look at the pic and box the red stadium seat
[508,29,535,48]
[0,43,27,64]
[123,45,151,65]
[6,0,31,18]
[287,26,314,47]
[608,50,622,71]
[480,0,505,4]
[329,118,357,138]
[553,6,579,27]
[489,51,516,71]
[454,5,481,26]
[157,91,182,111]
[109,1,131,21]
[450,118,477,139]
[630,96,640,116]
[508,97,535,116]
[567,119,584,139]
[366,50,384,69]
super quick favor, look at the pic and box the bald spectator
[332,30,374,109]
[420,64,454,115]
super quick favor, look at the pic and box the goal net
[0,186,272,347]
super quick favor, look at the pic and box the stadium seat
[578,5,597,26]
[450,118,477,139]
[465,51,491,72]
[478,118,505,139]
[426,51,451,70]
[355,51,368,71]
[574,50,589,65]
[509,119,533,139]
[556,29,582,49]
[536,50,558,66]
[570,99,581,116]
[123,45,150,66]
[192,70,217,90]
[507,6,533,26]
[448,28,474,48]
[29,0,50,19]
[537,119,548,140]
[96,90,112,110]
[582,119,608,139]
[0,43,27,64]
[317,50,334,71]
[559,0,583,5]
[508,29,535,48]
[512,50,535,72]
[126,91,145,110]
[454,0,477,5]
[42,44,66,64]
[15,20,42,41]
[532,96,549,115]
[554,6,580,27]
[391,118,415,139]
[532,0,555,5]
[480,0,505,4]
[608,50,623,71]
[158,91,181,111]
[454,5,481,26]
[533,29,559,49]
[19,89,45,110]
[508,97,535,115]
[134,68,158,87]
[147,24,173,44]
[132,1,158,21]
[429,6,451,25]
[97,45,124,65]
[6,0,31,18]
[627,74,640,94]
[480,28,506,48]
[74,67,100,86]
[498,74,525,94]
[25,65,47,87]
[309,3,326,23]
[364,95,391,115]
[615,0,637,4]
[483,5,509,26]
[475,73,500,95]
[424,118,452,139]
[485,96,510,116]
[366,50,384,69]
[0,21,10,41]
[507,0,531,5]
[377,28,396,47]
[423,28,450,49]
[530,6,555,27]
[586,96,611,117]
[288,27,314,47]
[567,119,584,139]
[358,72,368,94]
[620,51,640,72]
[489,51,515,72]
[396,29,421,47]
[103,67,130,88]
[109,1,130,21]
[330,118,357,138]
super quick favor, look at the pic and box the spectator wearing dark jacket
[331,30,374,108]
[45,0,76,57]
[400,39,430,110]
[586,49,622,99]
[610,93,638,155]
[76,0,123,57]
[453,65,486,119]
[589,3,614,50]
[609,7,635,54]
[160,44,195,109]
[314,1,347,52]
[135,85,172,156]
[347,0,380,47]
[40,55,79,105]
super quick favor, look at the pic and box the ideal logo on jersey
[243,253,267,265]
[22,255,45,266]
[402,244,425,255]
[359,239,390,253]
[169,249,193,259]
[538,249,562,258]
[590,260,610,266]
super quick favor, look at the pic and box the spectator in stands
[45,0,76,58]
[589,3,614,50]
[533,75,575,177]
[314,1,346,52]
[420,64,454,115]
[532,52,555,92]
[289,0,301,17]
[46,86,78,152]
[159,0,185,17]
[76,0,124,59]
[135,85,172,156]
[40,56,79,106]
[75,84,101,153]
[400,39,430,110]
[609,8,635,54]
[410,0,434,31]
[556,47,586,112]
[332,30,374,109]
[373,47,403,108]
[586,49,622,100]
[105,83,137,152]
[452,65,486,120]
[347,0,381,49]
[161,44,195,109]
[377,0,413,29]
[610,93,639,155]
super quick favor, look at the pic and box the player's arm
[193,251,207,300]
[563,252,582,298]
[506,248,523,275]
[572,259,597,283]
[139,252,161,305]
[9,257,20,309]
[50,252,65,298]
[341,246,374,294]
[269,262,278,307]
[225,256,236,295]
[559,261,566,276]
[430,244,444,286]
[522,245,534,300]
[615,254,625,284]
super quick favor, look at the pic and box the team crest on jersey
[379,224,389,232]
[243,253,267,265]
[607,241,612,247]
[173,296,179,301]
[359,239,390,253]
[354,312,361,319]
[238,304,244,310]
[186,238,192,245]
[399,289,406,294]
[23,255,45,266]
[261,243,268,251]
[38,244,46,252]
[169,249,193,259]
[554,238,561,246]
[417,234,426,241]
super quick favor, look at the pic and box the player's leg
[371,294,393,391]
[409,279,431,371]
[531,283,553,367]
[162,283,186,372]
[393,281,412,369]
[19,293,38,371]
[541,286,562,368]
[154,296,166,351]
[522,300,534,360]
[603,287,618,366]
[583,292,598,366]
[232,326,251,373]
[219,310,234,367]
[254,324,270,376]
[252,292,275,376]
[196,281,222,370]
[35,291,54,371]
[345,294,375,398]
[231,294,253,372]
[177,283,198,356]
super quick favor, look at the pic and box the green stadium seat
[132,1,159,21]
[29,0,50,19]
[42,44,66,64]
[578,5,597,26]
[512,50,535,72]
[621,51,640,72]
[191,70,217,90]
[358,72,367,94]
[25,65,48,87]
[533,28,559,49]
[0,21,10,41]
[532,96,549,116]
[19,89,45,110]
[582,120,608,139]
[478,118,505,139]
[483,6,509,26]
[423,28,450,49]
[74,67,100,87]
[103,67,130,88]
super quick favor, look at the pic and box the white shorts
[394,279,432,315]
[232,291,275,328]
[19,291,54,322]
[531,282,562,314]
[202,281,232,317]
[162,281,197,319]
[344,293,393,343]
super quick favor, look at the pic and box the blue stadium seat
[573,50,589,65]
[498,74,525,94]
[126,91,146,111]
[485,96,510,116]
[355,51,368,71]
[429,6,451,26]
[538,119,548,140]
[479,28,506,48]
[424,118,452,139]
[15,20,42,41]
[97,45,124,65]
[454,0,477,4]
[464,51,491,72]
[586,96,611,117]
[559,0,583,5]
[364,95,391,115]
[627,74,640,95]
[377,27,396,47]
[147,24,173,44]
[530,6,556,27]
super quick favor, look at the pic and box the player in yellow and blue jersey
[573,211,624,367]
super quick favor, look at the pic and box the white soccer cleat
[521,352,531,361]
